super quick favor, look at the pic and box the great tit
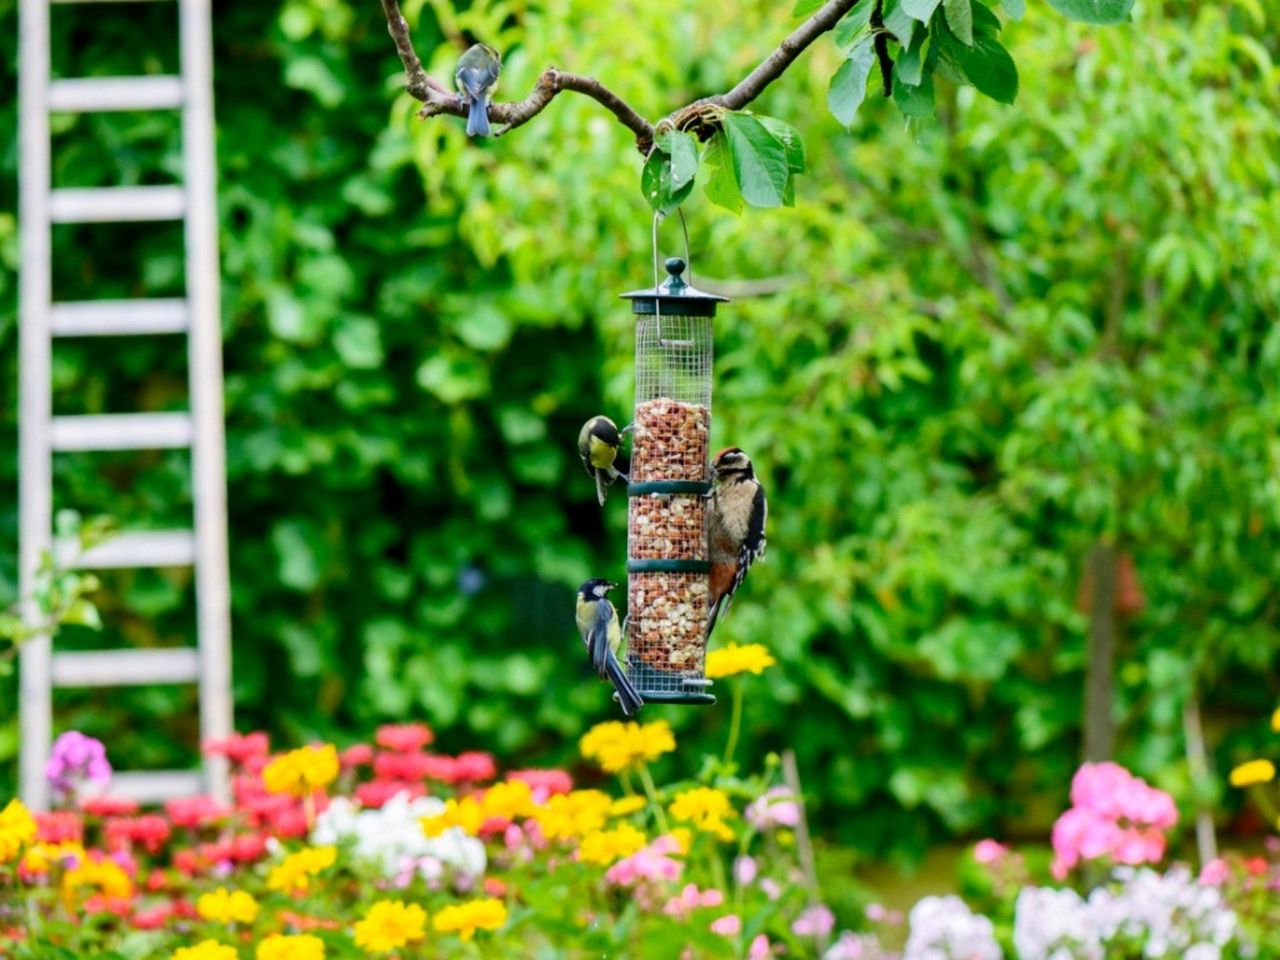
[576,578,644,716]
[455,43,501,137]
[578,415,629,506]
[707,448,768,637]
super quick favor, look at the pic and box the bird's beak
[607,582,618,591]
[619,423,635,436]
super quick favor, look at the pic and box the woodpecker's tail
[466,94,491,137]
[605,652,644,716]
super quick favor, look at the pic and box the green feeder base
[626,663,716,706]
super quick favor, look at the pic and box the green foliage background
[1,0,1279,861]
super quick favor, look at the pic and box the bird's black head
[578,578,618,600]
[587,416,621,445]
[712,447,754,480]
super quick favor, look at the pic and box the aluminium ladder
[18,0,232,809]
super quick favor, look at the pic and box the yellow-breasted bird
[578,415,628,506]
[576,578,644,716]
[707,447,768,637]
[454,43,501,137]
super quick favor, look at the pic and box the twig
[379,0,862,150]
[871,0,894,97]
[782,748,830,954]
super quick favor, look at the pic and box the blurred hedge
[1,0,1279,860]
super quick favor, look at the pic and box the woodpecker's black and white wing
[708,483,767,636]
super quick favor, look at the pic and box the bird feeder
[621,257,727,705]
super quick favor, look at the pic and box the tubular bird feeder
[621,256,727,705]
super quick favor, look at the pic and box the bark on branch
[380,0,861,152]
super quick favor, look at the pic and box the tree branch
[379,0,860,150]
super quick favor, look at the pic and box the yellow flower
[353,899,428,953]
[256,934,325,960]
[609,796,647,817]
[0,798,37,862]
[20,840,83,875]
[421,796,485,838]
[578,823,647,865]
[266,846,337,893]
[670,787,736,842]
[1230,759,1276,788]
[670,827,693,854]
[1272,706,1280,733]
[61,856,132,906]
[197,886,260,924]
[705,643,776,679]
[171,941,240,960]
[533,790,612,841]
[481,779,537,821]
[263,745,340,798]
[432,897,507,941]
[580,720,675,774]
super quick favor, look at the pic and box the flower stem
[636,763,670,834]
[723,679,744,767]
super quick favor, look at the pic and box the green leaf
[641,148,695,215]
[792,0,827,15]
[959,35,1018,103]
[702,132,743,213]
[827,37,878,127]
[944,0,973,45]
[896,29,930,85]
[882,0,917,46]
[722,113,791,208]
[1045,0,1134,24]
[902,0,943,21]
[1000,0,1025,20]
[972,1,1003,36]
[62,599,101,630]
[834,0,875,48]
[660,129,700,190]
[893,64,935,117]
[757,116,807,174]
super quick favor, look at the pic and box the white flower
[311,790,486,880]
[903,895,1001,960]
[1014,886,1102,960]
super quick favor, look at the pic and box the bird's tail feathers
[706,596,729,638]
[605,653,644,717]
[466,95,491,137]
[595,470,608,506]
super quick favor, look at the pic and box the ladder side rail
[180,0,233,803]
[18,0,54,812]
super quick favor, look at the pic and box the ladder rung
[108,770,203,803]
[51,299,189,337]
[50,186,185,223]
[52,648,200,688]
[56,530,196,570]
[49,76,184,113]
[51,412,192,452]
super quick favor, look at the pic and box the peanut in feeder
[621,256,727,706]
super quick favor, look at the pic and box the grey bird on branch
[455,43,501,137]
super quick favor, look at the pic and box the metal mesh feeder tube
[621,258,727,705]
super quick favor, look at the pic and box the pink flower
[606,836,684,888]
[45,731,112,798]
[373,751,436,781]
[165,796,227,829]
[663,884,724,918]
[792,904,835,938]
[748,934,772,959]
[1051,763,1178,878]
[746,787,801,830]
[36,812,83,844]
[973,839,1008,864]
[375,723,434,753]
[734,855,758,886]
[80,795,139,817]
[710,914,741,936]
[760,877,783,901]
[454,751,497,783]
[1199,858,1230,887]
[355,779,424,808]
[509,768,574,802]
[339,744,374,767]
[203,731,269,765]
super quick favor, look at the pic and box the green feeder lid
[622,258,728,318]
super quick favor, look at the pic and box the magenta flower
[746,787,801,830]
[973,839,1008,864]
[605,835,683,888]
[1051,762,1178,879]
[710,914,741,936]
[45,731,111,799]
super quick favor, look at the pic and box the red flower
[375,723,434,753]
[484,877,508,897]
[165,795,228,829]
[229,833,269,864]
[145,869,169,892]
[203,731,270,765]
[172,850,202,876]
[84,895,133,918]
[508,768,573,801]
[373,751,437,782]
[171,898,199,919]
[1246,856,1269,876]
[81,795,140,818]
[278,910,341,931]
[271,806,309,839]
[131,904,171,930]
[422,755,461,783]
[340,744,374,767]
[197,841,233,865]
[355,779,425,809]
[105,816,171,854]
[454,751,497,783]
[36,811,84,844]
